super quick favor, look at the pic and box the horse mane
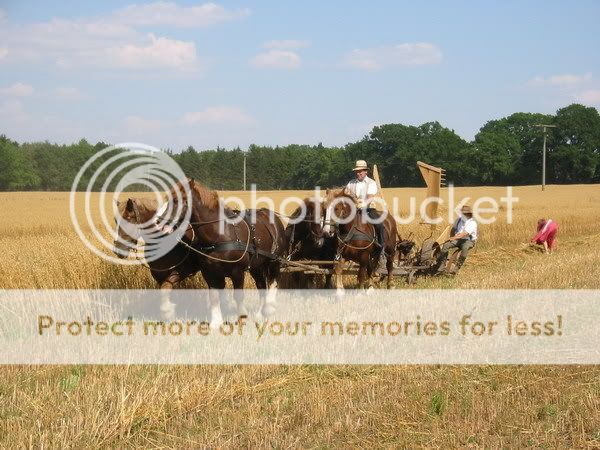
[325,187,356,203]
[134,197,158,213]
[290,197,322,218]
[171,178,220,209]
[190,179,220,209]
[117,197,158,216]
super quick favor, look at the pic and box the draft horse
[167,179,287,327]
[322,189,398,295]
[284,197,336,288]
[113,197,201,318]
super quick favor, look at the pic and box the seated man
[434,205,477,275]
[344,160,385,252]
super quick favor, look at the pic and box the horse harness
[181,209,281,265]
[336,224,376,252]
[286,214,325,260]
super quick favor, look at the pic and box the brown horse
[113,197,201,318]
[284,197,336,288]
[322,189,398,295]
[167,179,287,328]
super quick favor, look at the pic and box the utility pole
[535,124,557,191]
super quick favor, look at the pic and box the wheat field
[1,185,600,447]
[1,184,599,289]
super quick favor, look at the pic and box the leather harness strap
[340,225,374,244]
[193,209,280,261]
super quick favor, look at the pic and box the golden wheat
[1,185,599,289]
[0,185,599,448]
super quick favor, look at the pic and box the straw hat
[353,160,369,171]
[461,205,473,214]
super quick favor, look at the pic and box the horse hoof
[336,288,345,299]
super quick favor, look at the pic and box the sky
[0,0,599,151]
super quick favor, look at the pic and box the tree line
[1,103,599,191]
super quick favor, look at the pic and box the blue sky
[0,1,599,150]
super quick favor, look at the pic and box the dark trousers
[435,239,474,272]
[365,208,385,249]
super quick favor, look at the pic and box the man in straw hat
[346,160,379,203]
[344,160,386,259]
[433,204,478,275]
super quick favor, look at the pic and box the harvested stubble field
[1,185,600,447]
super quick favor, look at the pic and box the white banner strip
[0,289,598,364]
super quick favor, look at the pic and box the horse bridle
[115,200,143,244]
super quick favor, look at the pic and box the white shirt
[454,216,478,241]
[346,176,378,200]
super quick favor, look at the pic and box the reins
[127,224,195,272]
[176,217,252,263]
[156,204,251,263]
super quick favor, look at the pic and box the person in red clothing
[531,218,559,254]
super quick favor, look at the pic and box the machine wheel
[418,238,440,267]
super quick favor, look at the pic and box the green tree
[478,112,554,184]
[0,136,40,190]
[470,131,522,184]
[551,104,600,183]
[346,122,472,186]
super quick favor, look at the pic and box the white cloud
[54,87,90,101]
[264,39,309,50]
[529,72,592,87]
[527,73,600,106]
[26,17,136,45]
[115,2,250,27]
[124,115,164,134]
[251,39,308,69]
[251,50,301,69]
[3,20,199,71]
[344,42,443,71]
[103,34,198,69]
[0,3,249,72]
[0,82,34,97]
[575,89,600,105]
[182,106,254,124]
